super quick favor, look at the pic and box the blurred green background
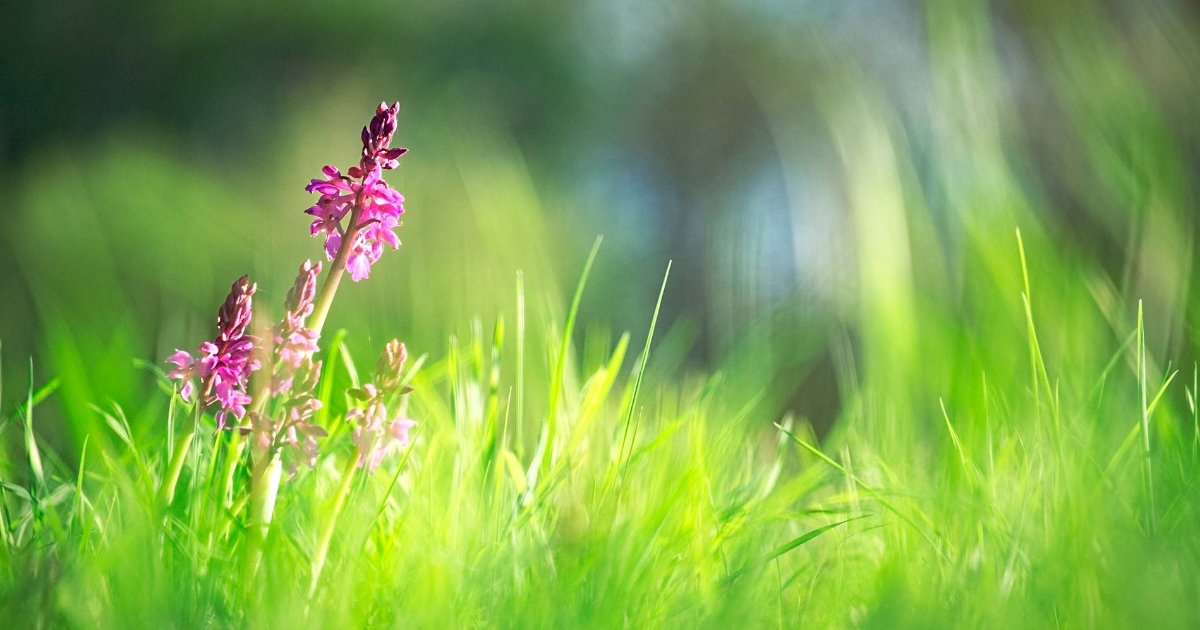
[2,0,1199,458]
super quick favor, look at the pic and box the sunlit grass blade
[1016,228,1057,424]
[614,260,671,494]
[529,235,602,489]
[720,516,864,586]
[1137,300,1156,532]
[776,423,943,556]
[24,359,45,491]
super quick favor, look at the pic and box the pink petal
[389,418,417,446]
[324,232,342,260]
[378,227,401,249]
[167,350,193,370]
[347,252,371,282]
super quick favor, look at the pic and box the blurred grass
[2,0,1200,627]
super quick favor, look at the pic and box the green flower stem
[217,492,249,542]
[158,429,195,508]
[238,178,367,580]
[309,455,359,594]
[219,431,246,509]
[307,186,366,336]
[243,449,283,581]
[158,392,206,509]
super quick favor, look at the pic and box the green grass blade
[721,516,863,586]
[777,424,943,557]
[617,260,672,482]
[532,235,603,487]
[515,270,526,458]
[1137,300,1156,532]
[317,328,350,426]
[4,376,59,431]
[24,359,45,490]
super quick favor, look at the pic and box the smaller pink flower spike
[166,275,260,429]
[240,260,329,475]
[345,338,418,471]
[270,260,323,395]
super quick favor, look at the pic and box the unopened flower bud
[217,275,256,341]
[375,339,407,393]
[285,260,321,319]
[294,358,322,395]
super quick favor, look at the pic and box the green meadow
[3,1,1200,627]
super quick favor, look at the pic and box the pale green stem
[158,430,195,508]
[158,389,207,509]
[243,449,283,581]
[238,175,366,580]
[219,431,246,509]
[217,493,249,542]
[309,455,359,595]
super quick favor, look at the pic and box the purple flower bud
[217,275,255,341]
[284,260,321,319]
[359,101,405,172]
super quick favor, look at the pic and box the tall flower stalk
[243,261,327,578]
[164,101,414,580]
[160,276,258,507]
[306,101,408,334]
[245,103,408,577]
[309,339,415,594]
